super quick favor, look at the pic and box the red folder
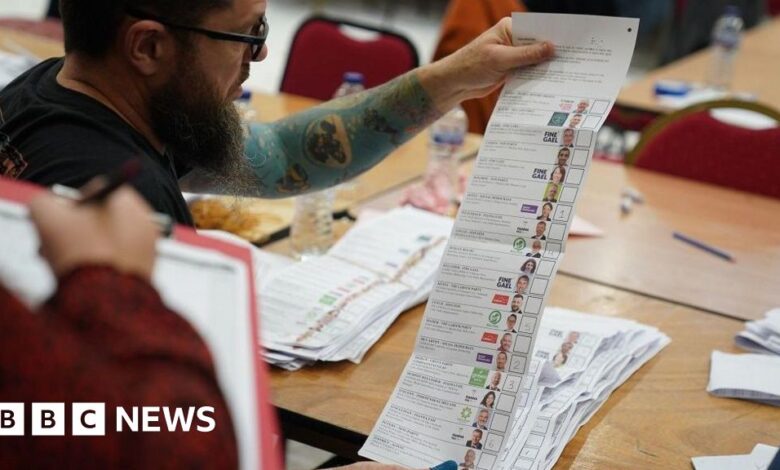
[0,176,283,469]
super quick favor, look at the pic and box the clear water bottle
[290,188,336,260]
[333,71,365,98]
[290,73,366,260]
[425,105,468,213]
[707,6,743,90]
[333,72,366,204]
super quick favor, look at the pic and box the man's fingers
[495,41,555,69]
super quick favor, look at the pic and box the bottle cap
[237,89,252,102]
[432,132,465,145]
[343,72,365,84]
[724,5,741,17]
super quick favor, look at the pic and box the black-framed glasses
[126,7,268,61]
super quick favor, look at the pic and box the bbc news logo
[0,403,216,436]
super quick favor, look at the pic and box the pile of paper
[255,207,454,370]
[498,308,670,470]
[735,308,780,355]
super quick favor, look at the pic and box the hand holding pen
[29,160,163,280]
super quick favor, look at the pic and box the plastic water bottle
[290,73,366,260]
[333,71,366,98]
[332,73,365,203]
[425,105,468,213]
[290,188,336,260]
[707,6,743,90]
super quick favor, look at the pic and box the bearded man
[0,0,553,225]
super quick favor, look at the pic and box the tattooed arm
[193,18,553,197]
[244,71,440,197]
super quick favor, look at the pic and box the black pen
[50,160,173,237]
[76,159,142,204]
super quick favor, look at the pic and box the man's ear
[122,19,174,76]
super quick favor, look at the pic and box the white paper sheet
[708,350,780,406]
[359,13,638,469]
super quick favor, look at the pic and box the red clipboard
[0,176,283,469]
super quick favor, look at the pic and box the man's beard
[149,58,257,194]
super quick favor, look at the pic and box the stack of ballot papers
[253,207,455,370]
[495,308,670,470]
[735,308,780,355]
[692,443,779,470]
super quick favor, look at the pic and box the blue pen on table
[673,231,734,262]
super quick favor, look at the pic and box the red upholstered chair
[279,16,419,101]
[626,100,780,199]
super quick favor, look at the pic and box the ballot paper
[257,206,454,370]
[707,350,780,406]
[735,308,780,356]
[360,13,639,469]
[0,190,282,470]
[692,443,779,470]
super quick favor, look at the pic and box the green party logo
[513,238,526,252]
[469,368,489,387]
[459,407,473,422]
[488,310,502,325]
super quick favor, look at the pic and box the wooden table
[361,159,780,321]
[270,273,780,468]
[616,17,780,114]
[0,27,63,58]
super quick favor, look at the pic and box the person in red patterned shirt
[0,187,239,468]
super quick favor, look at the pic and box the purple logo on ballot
[476,353,494,364]
[521,204,538,214]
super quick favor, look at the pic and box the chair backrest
[279,16,419,101]
[627,99,780,198]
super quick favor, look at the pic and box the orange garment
[433,0,527,134]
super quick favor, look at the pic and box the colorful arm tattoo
[243,71,441,197]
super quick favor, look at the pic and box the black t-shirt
[0,58,194,225]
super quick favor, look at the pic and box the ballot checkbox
[485,433,504,452]
[537,260,555,277]
[590,100,609,114]
[513,334,532,353]
[490,412,509,433]
[530,278,548,295]
[554,204,571,222]
[566,168,584,185]
[548,223,566,241]
[571,149,589,166]
[509,354,527,372]
[478,453,496,470]
[519,316,537,334]
[502,375,520,393]
[582,115,601,129]
[559,187,578,203]
[496,394,516,412]
[575,130,594,147]
[524,296,543,314]
[543,242,561,260]
[514,335,531,354]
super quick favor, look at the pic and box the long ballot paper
[0,178,282,470]
[360,13,638,468]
